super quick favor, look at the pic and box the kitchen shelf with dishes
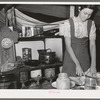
[2,61,62,89]
[0,18,64,89]
[2,61,62,75]
[1,34,63,89]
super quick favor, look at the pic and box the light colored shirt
[62,17,96,40]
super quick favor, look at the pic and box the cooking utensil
[38,48,56,64]
[39,52,55,64]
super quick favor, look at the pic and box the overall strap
[87,19,92,35]
[69,18,92,37]
[69,18,75,37]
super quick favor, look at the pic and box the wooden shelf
[2,62,62,74]
[18,35,64,41]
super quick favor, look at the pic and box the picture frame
[0,0,100,99]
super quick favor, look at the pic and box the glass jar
[97,78,100,86]
[56,73,70,89]
[96,72,100,86]
[85,76,97,90]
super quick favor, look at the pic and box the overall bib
[62,18,92,77]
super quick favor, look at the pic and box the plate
[96,86,100,90]
[51,81,75,89]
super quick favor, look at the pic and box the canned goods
[34,26,43,36]
[22,48,32,61]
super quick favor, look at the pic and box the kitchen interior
[0,4,100,90]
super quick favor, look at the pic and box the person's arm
[64,37,84,76]
[90,39,96,76]
[89,21,96,76]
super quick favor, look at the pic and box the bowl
[24,60,40,66]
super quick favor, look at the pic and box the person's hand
[90,66,97,77]
[76,65,84,76]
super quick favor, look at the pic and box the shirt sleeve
[89,21,96,40]
[60,20,71,37]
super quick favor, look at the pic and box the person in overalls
[62,5,97,77]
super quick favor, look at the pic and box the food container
[97,78,100,86]
[85,75,97,90]
[96,72,100,86]
[22,48,32,61]
[39,52,55,64]
[34,25,43,36]
[56,73,70,89]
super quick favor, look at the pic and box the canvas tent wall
[2,5,70,32]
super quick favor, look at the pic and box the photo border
[0,0,100,99]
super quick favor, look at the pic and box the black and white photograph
[0,1,100,98]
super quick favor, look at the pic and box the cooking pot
[38,48,55,64]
